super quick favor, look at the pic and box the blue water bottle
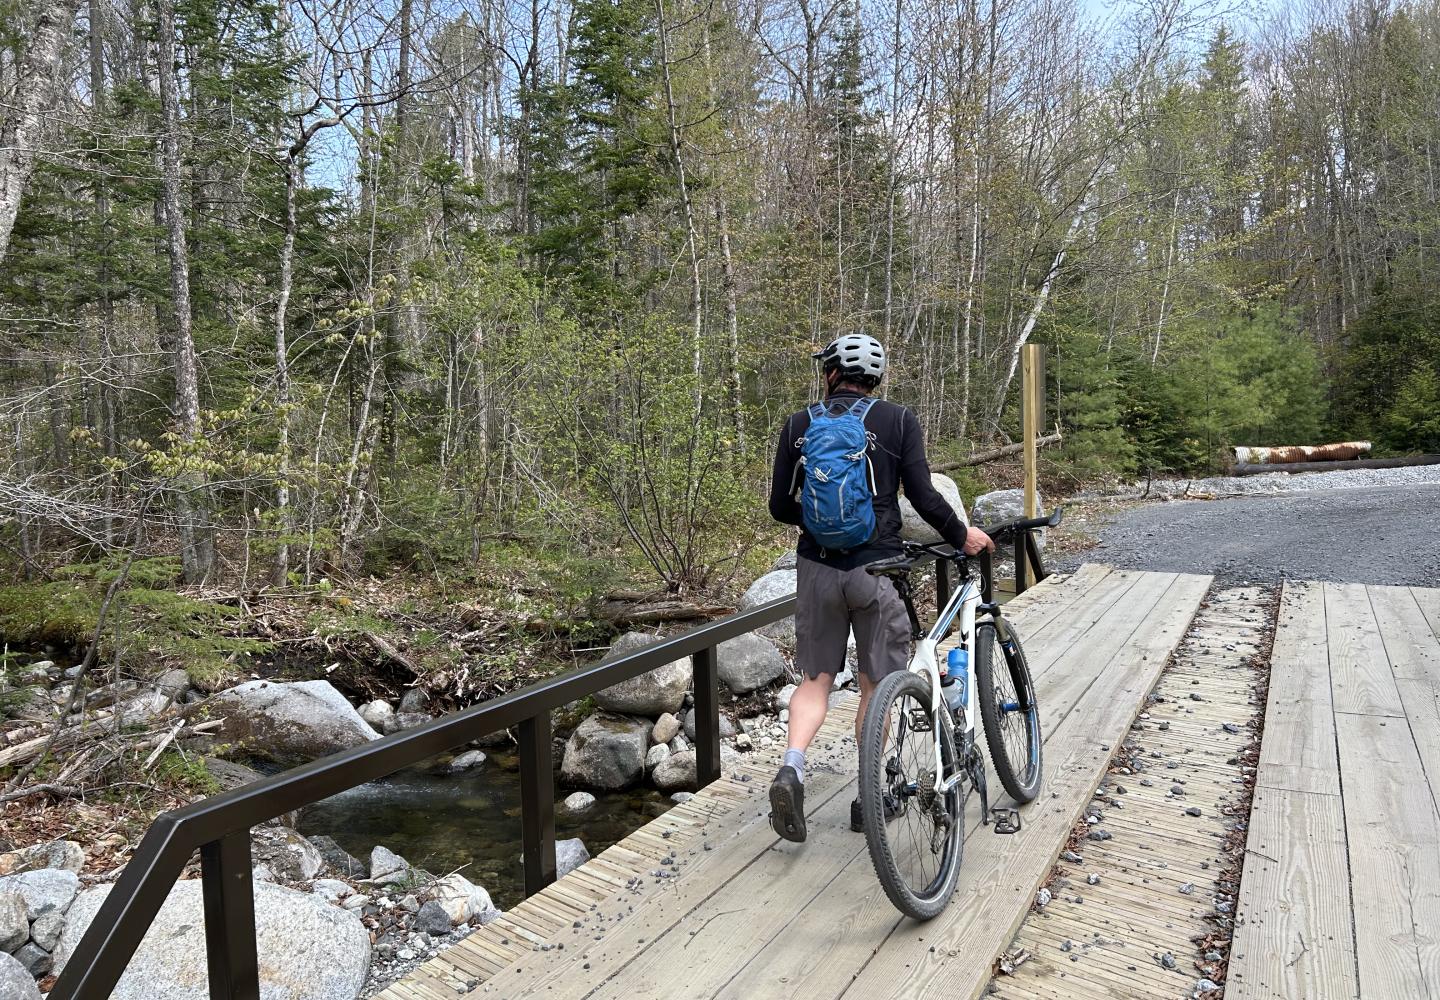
[942,647,969,718]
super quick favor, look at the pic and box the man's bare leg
[770,671,833,844]
[785,671,834,757]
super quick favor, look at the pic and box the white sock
[783,748,806,784]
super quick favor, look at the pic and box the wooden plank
[1412,586,1440,640]
[1368,585,1440,683]
[826,574,1210,1000]
[1325,582,1404,718]
[1227,786,1357,999]
[708,573,1208,1000]
[1257,581,1342,796]
[1336,711,1440,999]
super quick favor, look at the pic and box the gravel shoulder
[1052,481,1440,585]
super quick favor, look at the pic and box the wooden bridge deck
[1230,579,1440,999]
[379,565,1212,1000]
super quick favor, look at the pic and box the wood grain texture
[1335,710,1440,1000]
[1368,585,1440,683]
[1325,582,1404,719]
[1257,581,1342,796]
[1228,787,1358,1000]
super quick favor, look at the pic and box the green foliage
[0,558,270,686]
[153,751,221,796]
[1334,277,1440,452]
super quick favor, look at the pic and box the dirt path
[1053,483,1440,585]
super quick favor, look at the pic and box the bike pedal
[990,808,1021,835]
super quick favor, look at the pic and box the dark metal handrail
[50,593,798,1000]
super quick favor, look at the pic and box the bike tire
[859,669,964,921]
[975,621,1044,803]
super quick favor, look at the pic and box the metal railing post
[1014,532,1028,594]
[1026,533,1048,584]
[519,713,556,894]
[200,831,259,1000]
[980,550,994,605]
[693,644,721,786]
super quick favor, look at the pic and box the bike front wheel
[859,669,964,921]
[975,621,1044,803]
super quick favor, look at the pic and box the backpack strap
[807,402,827,421]
[848,396,877,421]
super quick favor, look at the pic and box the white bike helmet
[813,332,886,385]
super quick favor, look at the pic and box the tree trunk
[273,156,297,585]
[0,0,85,264]
[156,0,214,583]
[655,0,704,417]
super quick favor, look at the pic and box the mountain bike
[857,508,1062,920]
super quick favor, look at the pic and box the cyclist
[766,332,994,843]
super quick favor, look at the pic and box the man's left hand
[962,526,994,556]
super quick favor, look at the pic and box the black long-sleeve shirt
[768,390,969,570]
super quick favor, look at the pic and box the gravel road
[1053,482,1440,585]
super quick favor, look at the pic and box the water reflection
[297,748,669,909]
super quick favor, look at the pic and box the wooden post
[1022,344,1045,519]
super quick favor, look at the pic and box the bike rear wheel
[975,621,1044,803]
[859,669,964,920]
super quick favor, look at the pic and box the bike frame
[904,562,1005,797]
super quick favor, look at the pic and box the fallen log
[1233,441,1370,465]
[933,431,1063,472]
[1233,454,1440,476]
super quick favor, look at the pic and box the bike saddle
[865,553,916,577]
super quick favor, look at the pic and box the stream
[297,747,670,910]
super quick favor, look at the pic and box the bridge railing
[49,559,965,1000]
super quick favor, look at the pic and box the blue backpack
[797,397,878,551]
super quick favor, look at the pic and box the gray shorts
[795,557,911,682]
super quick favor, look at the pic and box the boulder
[652,751,698,793]
[304,836,367,879]
[559,713,649,791]
[12,941,49,976]
[449,749,486,772]
[771,550,798,571]
[0,839,84,876]
[971,488,1047,550]
[738,570,797,645]
[645,743,671,772]
[668,735,688,754]
[559,791,596,817]
[556,839,590,879]
[54,880,370,1000]
[899,473,968,543]
[411,900,452,937]
[251,827,323,883]
[0,869,79,920]
[592,633,691,716]
[0,890,26,952]
[116,691,172,724]
[368,846,411,886]
[213,680,378,766]
[428,873,499,926]
[382,712,431,735]
[310,879,353,903]
[651,713,681,745]
[775,684,798,711]
[0,951,39,1000]
[397,688,429,714]
[155,668,191,701]
[681,708,735,742]
[716,634,786,693]
[30,909,65,951]
[357,700,394,731]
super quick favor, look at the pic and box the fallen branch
[0,783,81,805]
[933,431,1063,471]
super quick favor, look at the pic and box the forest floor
[1051,471,1440,585]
